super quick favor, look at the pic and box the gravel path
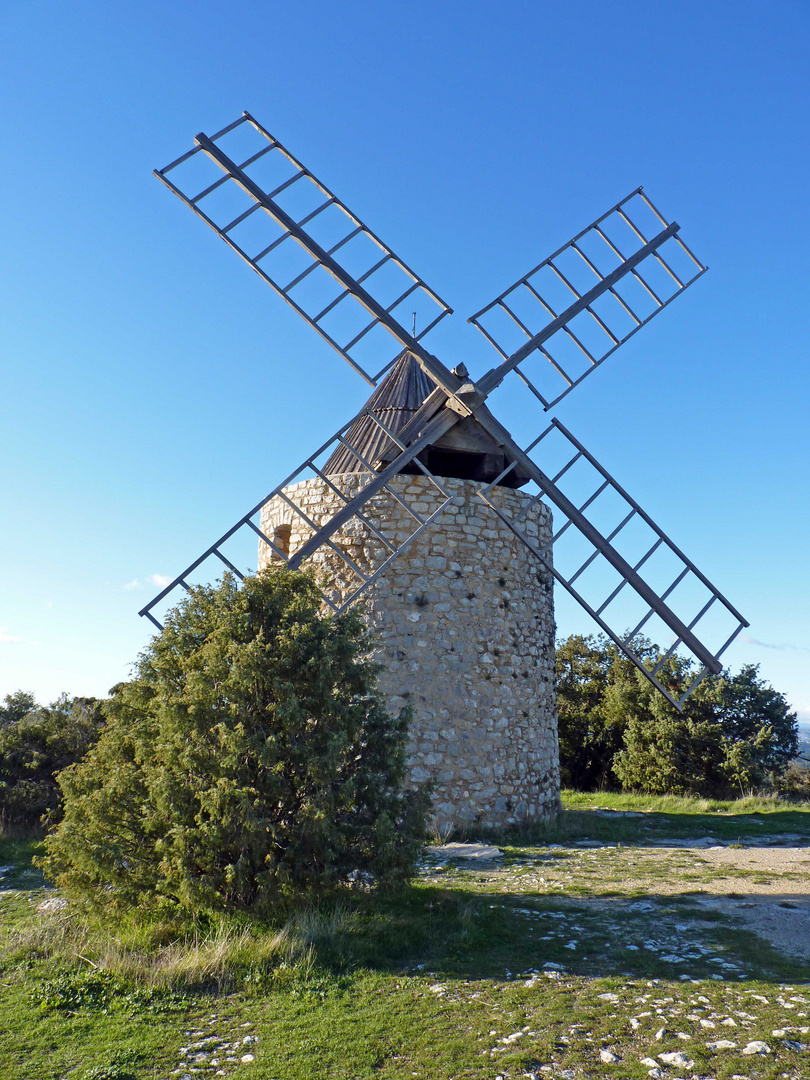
[687,845,810,964]
[692,843,810,884]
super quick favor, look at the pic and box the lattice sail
[471,188,707,409]
[138,400,457,630]
[156,112,452,386]
[472,417,748,708]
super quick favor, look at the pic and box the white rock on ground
[426,843,503,861]
[741,1040,771,1054]
[37,897,68,913]
[658,1050,694,1067]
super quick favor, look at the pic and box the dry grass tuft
[2,903,351,989]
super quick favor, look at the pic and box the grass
[463,790,810,847]
[1,795,809,1079]
[559,790,798,815]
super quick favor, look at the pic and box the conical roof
[322,351,435,474]
[322,350,529,487]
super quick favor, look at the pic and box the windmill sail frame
[142,112,748,709]
[156,112,453,387]
[471,187,707,409]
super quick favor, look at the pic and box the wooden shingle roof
[322,349,529,487]
[322,351,435,474]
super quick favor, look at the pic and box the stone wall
[258,474,560,828]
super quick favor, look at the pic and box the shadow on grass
[306,882,810,988]
[0,833,45,890]
[453,806,810,849]
[6,817,809,1000]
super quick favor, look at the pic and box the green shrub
[32,968,119,1012]
[82,1055,141,1080]
[557,634,798,797]
[775,760,810,801]
[0,692,105,825]
[40,568,430,916]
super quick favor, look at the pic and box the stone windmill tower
[141,112,748,828]
[257,351,558,827]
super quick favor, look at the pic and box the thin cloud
[0,627,20,644]
[123,579,142,591]
[741,634,810,654]
[148,574,172,588]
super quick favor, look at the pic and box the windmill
[141,111,748,826]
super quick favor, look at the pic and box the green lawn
[2,794,809,1080]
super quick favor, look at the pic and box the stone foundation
[258,474,560,828]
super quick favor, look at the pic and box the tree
[40,569,430,916]
[709,665,798,789]
[555,635,619,790]
[556,635,799,797]
[556,634,667,790]
[0,690,37,726]
[610,661,729,797]
[0,693,104,825]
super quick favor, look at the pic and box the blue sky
[1,1,808,728]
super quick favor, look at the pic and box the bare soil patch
[686,844,810,965]
[448,835,810,969]
[693,843,810,883]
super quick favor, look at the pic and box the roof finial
[412,311,417,338]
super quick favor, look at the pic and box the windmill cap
[321,350,529,488]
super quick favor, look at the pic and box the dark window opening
[271,523,292,561]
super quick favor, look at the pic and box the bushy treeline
[557,634,803,798]
[0,691,105,826]
[5,597,805,918]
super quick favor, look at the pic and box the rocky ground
[419,819,810,1079]
[2,804,809,1079]
[466,835,810,962]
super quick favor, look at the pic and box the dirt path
[692,843,810,886]
[682,845,810,965]
[580,843,810,966]
[434,839,810,967]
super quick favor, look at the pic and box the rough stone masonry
[258,473,560,828]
